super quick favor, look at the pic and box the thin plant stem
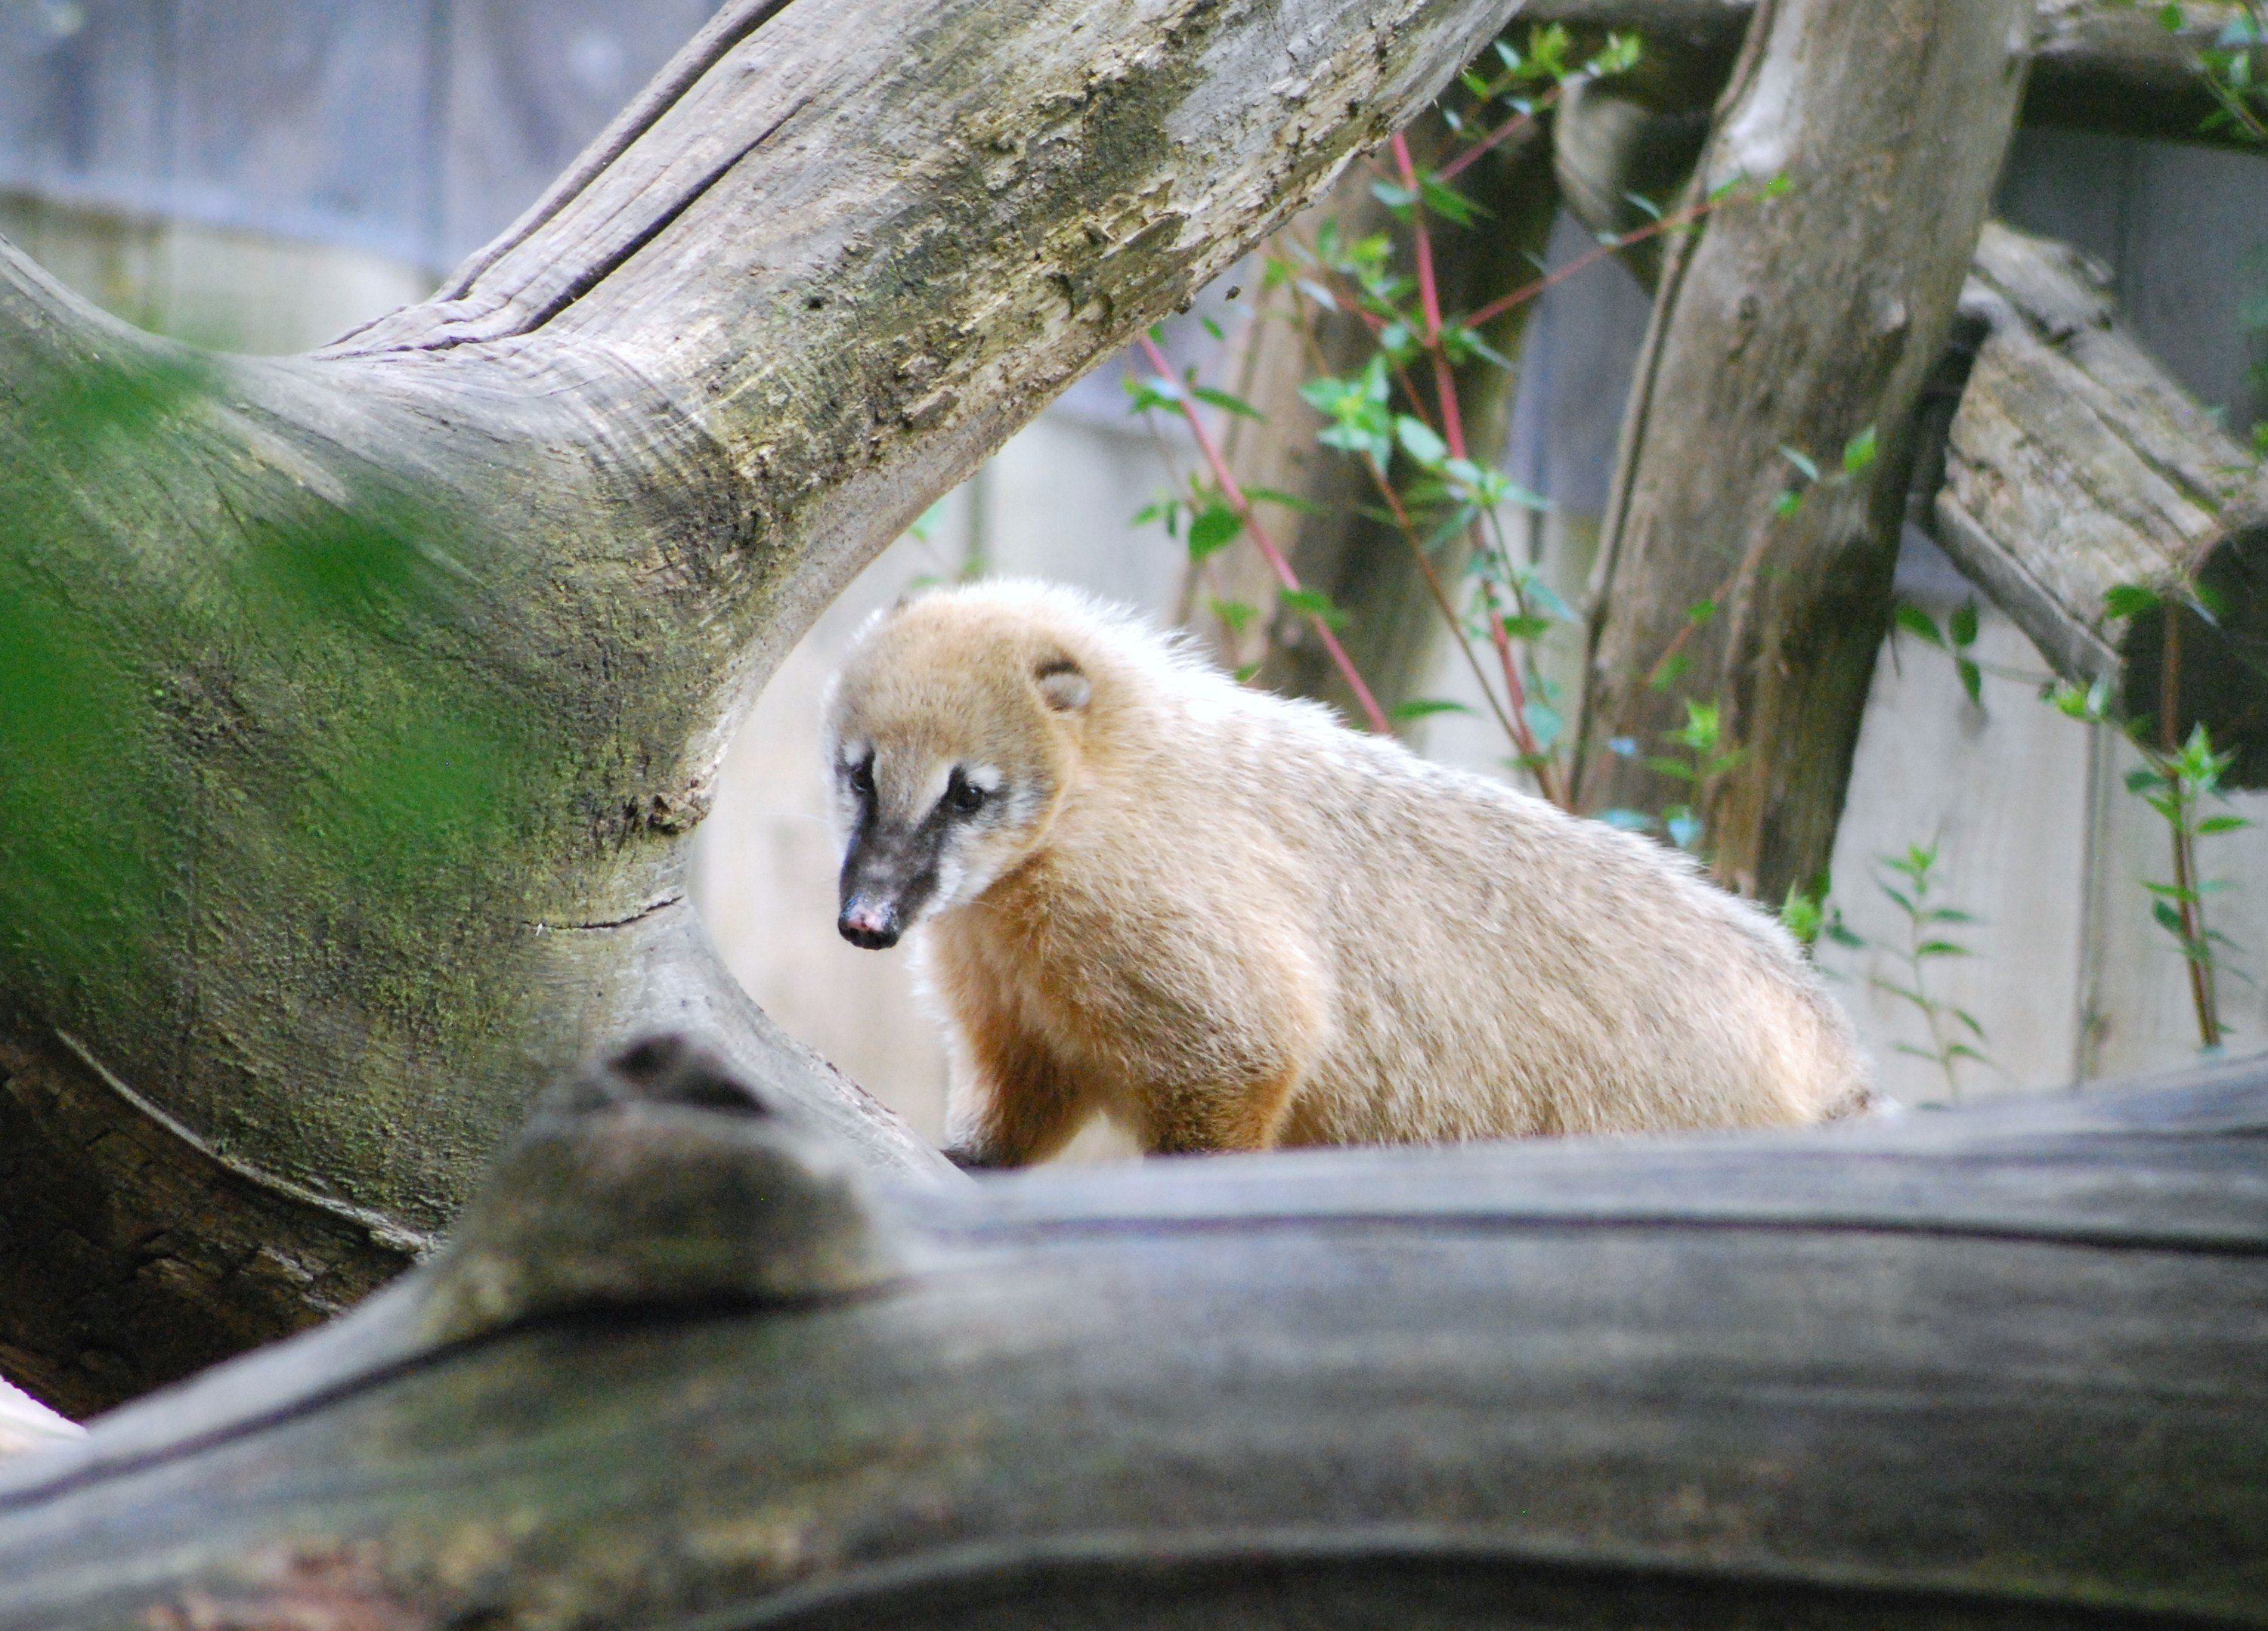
[1465,193,1734,330]
[2160,605,2222,1047]
[1435,92,1553,180]
[1391,132,1567,806]
[1137,333,1393,734]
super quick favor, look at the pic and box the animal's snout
[839,896,902,950]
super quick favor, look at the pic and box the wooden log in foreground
[1935,222,2268,781]
[0,1035,2261,1627]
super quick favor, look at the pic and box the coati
[823,580,1870,1167]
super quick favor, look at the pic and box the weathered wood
[1515,0,2260,152]
[1572,0,2032,903]
[1937,222,2268,783]
[0,0,1539,1409]
[1207,113,1561,721]
[0,1040,2261,1626]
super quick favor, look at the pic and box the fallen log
[1936,221,2268,782]
[0,1036,2261,1626]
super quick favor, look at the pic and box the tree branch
[1571,0,2034,902]
[0,0,1536,1408]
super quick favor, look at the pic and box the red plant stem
[1370,469,1570,809]
[1391,133,1468,453]
[1465,196,1731,330]
[1393,133,1444,345]
[1435,94,1551,181]
[1138,335,1392,735]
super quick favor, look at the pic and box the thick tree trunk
[0,0,1537,1411]
[1570,0,2031,903]
[1,1039,2261,1625]
[1205,115,1560,722]
[1938,223,2268,783]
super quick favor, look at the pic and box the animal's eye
[848,758,874,794]
[948,778,987,816]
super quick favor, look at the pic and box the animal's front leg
[1136,1065,1304,1156]
[941,1020,1092,1170]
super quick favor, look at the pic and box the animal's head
[821,586,1094,949]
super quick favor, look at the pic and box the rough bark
[1206,115,1560,722]
[1936,224,2268,785]
[1571,0,2032,903]
[1,1038,2262,1626]
[0,0,1539,1410]
[1515,0,2260,152]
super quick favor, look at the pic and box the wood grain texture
[1938,222,2268,783]
[1572,0,2034,903]
[0,0,1536,1406]
[0,1046,2260,1628]
[1512,0,2257,152]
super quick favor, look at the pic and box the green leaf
[1642,755,1699,781]
[1280,586,1350,628]
[2154,899,2188,933]
[1390,697,1474,721]
[1395,415,1451,469]
[1244,485,1325,515]
[1685,598,1717,625]
[1647,651,1691,692]
[1498,613,1554,642]
[1232,660,1263,683]
[1419,174,1484,226]
[2158,2,2184,31]
[1894,604,1945,647]
[1523,698,1563,749]
[1914,939,1973,958]
[1369,179,1419,215]
[1122,375,1184,415]
[1841,425,1879,475]
[2105,582,2163,619]
[1186,503,1244,560]
[1957,658,1984,707]
[2198,813,2254,834]
[1772,489,1805,518]
[1949,600,1979,648]
[1208,596,1259,633]
[1190,384,1264,419]
[1621,190,1664,221]
[1778,445,1821,483]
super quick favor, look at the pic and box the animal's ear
[1034,655,1091,713]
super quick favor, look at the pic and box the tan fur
[822,580,1872,1165]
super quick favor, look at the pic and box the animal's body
[823,580,1870,1166]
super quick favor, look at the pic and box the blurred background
[8,0,2268,1150]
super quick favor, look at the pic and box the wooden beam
[1520,0,2259,152]
[1936,221,2268,781]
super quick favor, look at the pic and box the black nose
[838,899,902,950]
